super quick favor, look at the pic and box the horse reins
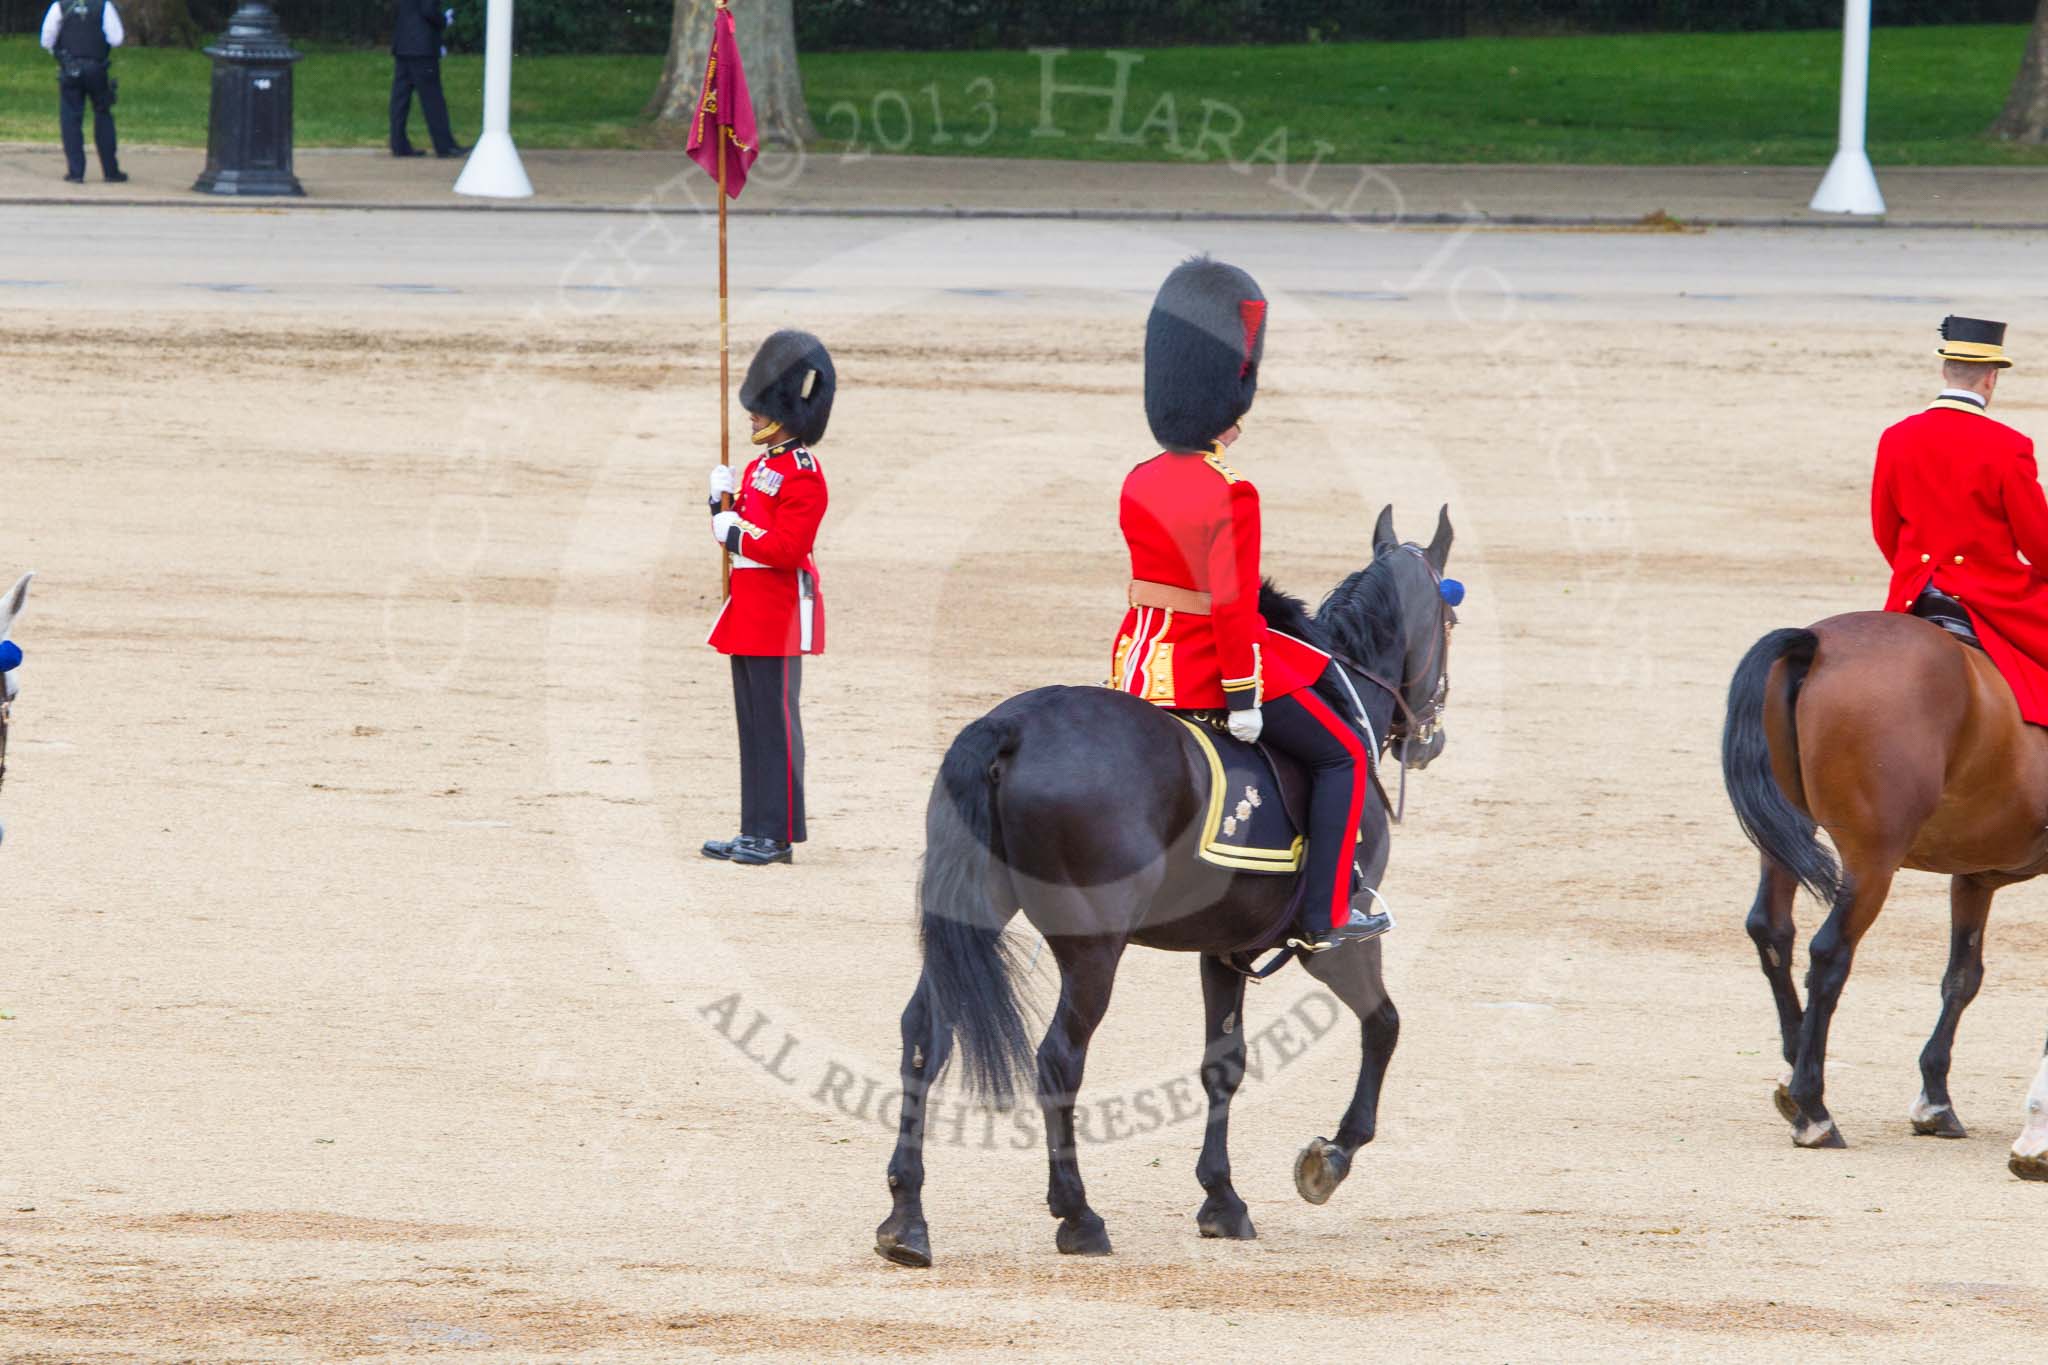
[1326,543,1457,822]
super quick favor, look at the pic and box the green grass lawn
[1,24,2043,163]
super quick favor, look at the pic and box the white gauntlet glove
[708,465,736,502]
[710,510,739,547]
[1227,706,1263,744]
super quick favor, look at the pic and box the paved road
[5,145,2047,228]
[4,206,2041,329]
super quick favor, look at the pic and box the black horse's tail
[1721,627,1840,904]
[918,712,1035,1109]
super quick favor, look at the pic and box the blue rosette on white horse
[0,571,34,849]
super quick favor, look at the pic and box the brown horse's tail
[917,712,1035,1109]
[1722,627,1841,904]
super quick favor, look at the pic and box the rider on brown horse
[1875,316,2048,719]
[1111,257,1389,952]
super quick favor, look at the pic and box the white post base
[1809,147,1885,216]
[453,131,533,200]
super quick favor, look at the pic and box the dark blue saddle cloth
[1170,715,1309,876]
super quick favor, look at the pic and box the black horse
[876,507,1456,1266]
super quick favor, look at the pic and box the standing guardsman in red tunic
[702,330,834,865]
[1874,316,2048,725]
[1112,257,1389,950]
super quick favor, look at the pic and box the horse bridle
[1328,543,1457,819]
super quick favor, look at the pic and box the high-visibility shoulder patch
[1202,452,1241,484]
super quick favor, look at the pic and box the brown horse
[1722,611,2048,1178]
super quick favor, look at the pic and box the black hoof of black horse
[1294,1137,1350,1206]
[1055,1215,1112,1256]
[1911,1107,1969,1140]
[1196,1197,1257,1240]
[1772,1083,1800,1127]
[1792,1116,1847,1149]
[875,1215,932,1268]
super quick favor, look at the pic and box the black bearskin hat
[739,329,836,445]
[1144,256,1268,454]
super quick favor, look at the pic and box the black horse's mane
[1259,557,1401,666]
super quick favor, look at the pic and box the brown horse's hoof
[1055,1213,1112,1256]
[2010,1150,2048,1182]
[1293,1137,1350,1206]
[875,1212,932,1268]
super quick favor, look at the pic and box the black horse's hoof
[1792,1115,1847,1149]
[1772,1082,1800,1126]
[1196,1193,1257,1240]
[1293,1137,1350,1206]
[875,1212,932,1268]
[1910,1105,1969,1140]
[1055,1214,1112,1256]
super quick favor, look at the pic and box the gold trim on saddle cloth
[1173,716,1304,874]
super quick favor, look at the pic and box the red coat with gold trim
[708,441,827,657]
[1111,449,1327,710]
[1873,397,2048,722]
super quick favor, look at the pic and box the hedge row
[2,0,2036,55]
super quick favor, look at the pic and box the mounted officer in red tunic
[1873,316,2048,724]
[702,329,833,865]
[1112,257,1389,951]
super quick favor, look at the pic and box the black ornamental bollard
[192,0,304,197]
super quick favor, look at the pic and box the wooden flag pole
[718,116,732,598]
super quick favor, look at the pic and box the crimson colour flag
[686,5,760,199]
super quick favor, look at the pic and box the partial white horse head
[0,570,33,847]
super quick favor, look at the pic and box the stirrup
[1288,888,1396,953]
[1289,912,1393,954]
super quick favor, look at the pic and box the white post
[453,0,533,199]
[1809,0,1884,216]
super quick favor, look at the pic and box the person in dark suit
[39,0,126,183]
[390,0,467,158]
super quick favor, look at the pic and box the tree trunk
[123,0,200,46]
[1990,0,2048,143]
[646,0,816,147]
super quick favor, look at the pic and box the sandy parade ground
[3,203,2048,1359]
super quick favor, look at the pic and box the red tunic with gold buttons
[1873,395,2048,722]
[707,441,827,657]
[1111,448,1327,709]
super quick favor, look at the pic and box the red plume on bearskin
[1144,257,1269,453]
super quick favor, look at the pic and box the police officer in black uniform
[39,0,126,184]
[390,0,467,158]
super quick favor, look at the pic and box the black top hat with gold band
[1936,315,2013,368]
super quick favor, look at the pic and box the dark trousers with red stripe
[1261,673,1368,934]
[731,655,806,844]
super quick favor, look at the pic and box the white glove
[710,510,739,547]
[1228,707,1263,743]
[709,465,735,501]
